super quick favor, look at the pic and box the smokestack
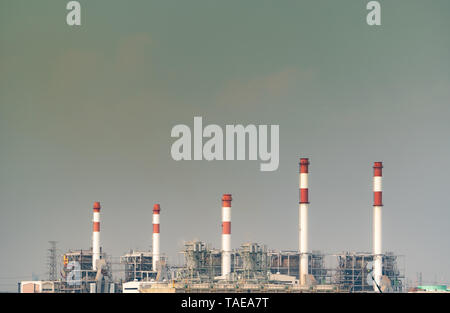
[373,162,383,291]
[221,194,232,279]
[152,204,161,271]
[92,201,101,271]
[299,158,309,285]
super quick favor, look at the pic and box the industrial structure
[59,249,114,293]
[120,250,167,282]
[47,241,58,281]
[92,202,101,271]
[372,162,384,291]
[221,194,232,280]
[19,158,408,293]
[152,204,161,271]
[299,158,310,286]
[178,241,222,281]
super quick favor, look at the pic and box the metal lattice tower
[47,241,57,281]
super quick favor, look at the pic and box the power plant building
[19,158,406,293]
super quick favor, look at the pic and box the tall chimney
[152,204,161,271]
[299,158,309,285]
[221,194,232,279]
[373,162,383,291]
[92,201,101,271]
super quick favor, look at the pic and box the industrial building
[19,159,407,293]
[120,250,167,282]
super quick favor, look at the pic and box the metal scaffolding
[120,250,167,282]
[178,241,223,282]
[268,250,329,283]
[235,243,269,281]
[60,249,112,293]
[333,251,405,292]
[334,252,373,292]
[268,250,299,278]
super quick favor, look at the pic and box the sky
[1,0,450,291]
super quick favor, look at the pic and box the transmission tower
[47,241,58,281]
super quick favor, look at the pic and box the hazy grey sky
[1,1,450,291]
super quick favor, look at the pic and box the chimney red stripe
[374,192,383,206]
[222,221,231,234]
[300,188,309,203]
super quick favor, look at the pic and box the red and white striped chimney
[92,201,101,271]
[152,204,161,271]
[299,158,309,285]
[221,194,232,278]
[373,162,383,291]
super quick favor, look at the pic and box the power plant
[19,158,411,293]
